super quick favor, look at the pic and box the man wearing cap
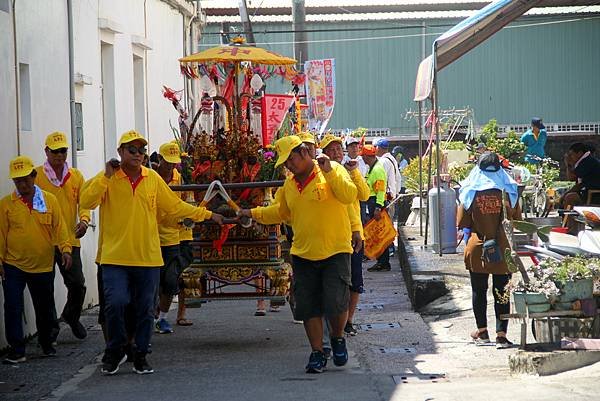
[154,142,189,334]
[320,134,370,337]
[238,135,357,374]
[391,146,408,194]
[361,145,391,272]
[521,118,547,164]
[343,136,368,177]
[298,131,317,159]
[35,131,90,340]
[81,130,223,375]
[1,156,72,363]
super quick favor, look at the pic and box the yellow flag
[363,210,397,260]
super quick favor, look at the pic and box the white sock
[159,311,168,320]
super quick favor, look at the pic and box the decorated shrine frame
[171,180,291,305]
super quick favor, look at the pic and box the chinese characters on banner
[261,94,296,146]
[304,59,336,134]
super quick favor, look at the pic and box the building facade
[0,0,200,348]
[199,1,600,135]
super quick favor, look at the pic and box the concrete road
[2,248,600,401]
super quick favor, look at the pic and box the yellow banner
[363,210,397,260]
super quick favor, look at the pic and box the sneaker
[496,336,514,349]
[155,318,173,334]
[101,351,127,375]
[50,326,60,346]
[305,351,326,374]
[68,320,87,339]
[124,343,135,363]
[133,353,154,375]
[322,347,332,360]
[331,337,348,367]
[41,344,57,357]
[3,350,26,364]
[367,263,391,272]
[470,329,490,345]
[344,322,358,336]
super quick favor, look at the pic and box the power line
[199,15,600,47]
[199,12,600,36]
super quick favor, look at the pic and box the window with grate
[0,0,9,13]
[75,102,84,151]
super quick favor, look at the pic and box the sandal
[254,309,266,316]
[176,318,193,326]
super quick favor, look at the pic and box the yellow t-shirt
[34,166,91,247]
[252,161,357,261]
[348,168,371,239]
[0,190,72,273]
[81,166,211,267]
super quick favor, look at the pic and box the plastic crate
[533,316,600,344]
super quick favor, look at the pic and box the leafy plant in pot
[545,257,600,307]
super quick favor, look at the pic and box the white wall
[146,0,186,151]
[0,0,196,349]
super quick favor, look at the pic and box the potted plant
[501,263,560,314]
[545,257,600,304]
[502,257,600,314]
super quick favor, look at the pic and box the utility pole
[292,0,308,68]
[238,0,256,45]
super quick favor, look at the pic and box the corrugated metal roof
[205,6,600,23]
[200,0,487,9]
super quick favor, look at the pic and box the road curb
[509,344,600,376]
[397,227,449,310]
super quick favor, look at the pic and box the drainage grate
[392,374,447,384]
[377,347,416,354]
[0,382,26,393]
[356,303,384,311]
[280,377,317,382]
[359,322,401,331]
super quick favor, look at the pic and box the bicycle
[520,155,559,218]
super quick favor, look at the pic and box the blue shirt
[521,129,547,163]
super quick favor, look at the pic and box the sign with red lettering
[304,59,336,134]
[261,94,295,146]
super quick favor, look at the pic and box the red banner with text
[261,94,295,146]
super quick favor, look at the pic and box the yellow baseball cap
[45,131,69,150]
[274,135,302,167]
[159,142,181,164]
[298,132,316,145]
[118,130,148,147]
[9,156,35,179]
[319,134,342,151]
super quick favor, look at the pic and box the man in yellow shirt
[154,142,189,334]
[81,130,223,375]
[0,156,72,363]
[320,134,370,337]
[238,135,357,374]
[35,131,90,340]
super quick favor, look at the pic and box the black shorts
[291,253,351,321]
[179,240,194,269]
[350,248,364,293]
[159,245,183,297]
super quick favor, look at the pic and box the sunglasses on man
[124,145,147,155]
[49,148,68,154]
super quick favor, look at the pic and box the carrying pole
[417,101,424,237]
